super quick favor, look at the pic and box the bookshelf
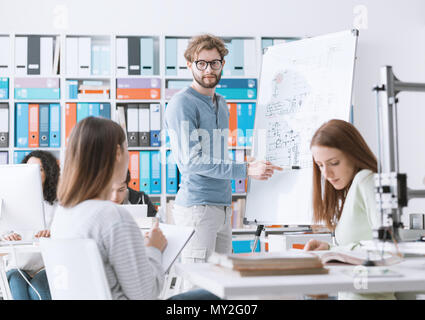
[0,33,301,230]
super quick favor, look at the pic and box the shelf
[64,75,112,80]
[116,100,161,103]
[13,100,60,103]
[66,99,111,103]
[128,147,162,151]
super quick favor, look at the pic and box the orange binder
[116,88,161,100]
[28,104,39,148]
[128,151,140,191]
[227,103,237,146]
[65,103,77,146]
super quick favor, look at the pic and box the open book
[309,248,403,266]
[208,251,329,277]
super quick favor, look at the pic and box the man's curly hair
[22,150,60,205]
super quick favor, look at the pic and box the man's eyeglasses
[193,59,223,71]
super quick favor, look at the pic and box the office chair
[40,238,112,300]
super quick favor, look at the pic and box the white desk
[175,257,425,299]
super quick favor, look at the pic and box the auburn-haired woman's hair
[58,117,126,207]
[22,150,60,205]
[310,119,377,230]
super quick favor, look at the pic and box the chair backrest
[40,238,112,300]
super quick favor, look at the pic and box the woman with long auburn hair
[51,116,167,300]
[304,119,399,300]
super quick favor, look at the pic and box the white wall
[1,0,425,219]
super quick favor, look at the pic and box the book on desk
[208,251,329,277]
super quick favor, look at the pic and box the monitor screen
[0,164,45,240]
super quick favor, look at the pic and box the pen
[281,166,301,170]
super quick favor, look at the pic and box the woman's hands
[144,220,168,252]
[304,239,330,251]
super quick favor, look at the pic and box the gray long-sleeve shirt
[51,200,164,300]
[164,86,247,207]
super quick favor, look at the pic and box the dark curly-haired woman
[3,150,60,300]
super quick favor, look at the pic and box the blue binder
[66,80,78,99]
[14,150,30,164]
[139,151,151,194]
[49,104,60,147]
[232,238,260,253]
[236,103,247,147]
[245,103,256,147]
[99,103,110,119]
[150,103,161,147]
[39,104,50,147]
[215,88,257,100]
[166,150,178,194]
[216,78,257,89]
[0,78,9,99]
[100,45,111,76]
[165,38,177,76]
[88,103,100,117]
[15,88,60,100]
[261,38,273,51]
[15,103,28,148]
[150,150,161,194]
[140,37,154,76]
[229,150,236,193]
[231,39,244,76]
[77,103,89,122]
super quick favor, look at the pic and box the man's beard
[193,71,222,89]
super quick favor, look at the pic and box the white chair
[0,255,13,300]
[39,238,112,300]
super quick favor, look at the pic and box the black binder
[128,37,141,75]
[27,36,40,75]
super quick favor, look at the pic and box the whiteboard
[245,30,358,225]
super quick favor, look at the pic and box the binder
[15,36,28,76]
[177,38,190,77]
[245,103,256,147]
[0,104,8,147]
[138,104,150,147]
[99,103,110,119]
[150,150,161,194]
[128,151,140,191]
[116,38,128,76]
[216,78,257,89]
[0,151,7,164]
[231,39,244,76]
[100,45,111,75]
[222,40,233,76]
[65,103,77,145]
[0,77,8,99]
[149,103,161,147]
[14,88,60,100]
[76,103,89,122]
[128,37,141,75]
[236,103,247,146]
[15,103,29,148]
[27,35,40,75]
[165,38,177,76]
[215,88,256,100]
[49,103,60,147]
[227,103,237,147]
[243,39,256,77]
[140,37,154,76]
[235,150,245,193]
[139,151,151,194]
[28,104,39,148]
[14,150,30,164]
[91,44,101,75]
[88,103,100,117]
[261,38,274,52]
[40,37,53,75]
[66,37,79,75]
[229,150,236,193]
[78,37,91,76]
[66,79,78,99]
[166,150,178,194]
[39,104,50,147]
[126,104,139,147]
[0,36,10,74]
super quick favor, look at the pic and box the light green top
[333,169,396,300]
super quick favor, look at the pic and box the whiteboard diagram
[245,30,358,225]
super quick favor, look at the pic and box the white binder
[15,36,28,75]
[78,37,91,76]
[243,39,257,77]
[116,38,128,76]
[66,37,79,75]
[177,38,190,77]
[0,36,10,74]
[40,37,53,75]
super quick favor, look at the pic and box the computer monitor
[0,164,46,240]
